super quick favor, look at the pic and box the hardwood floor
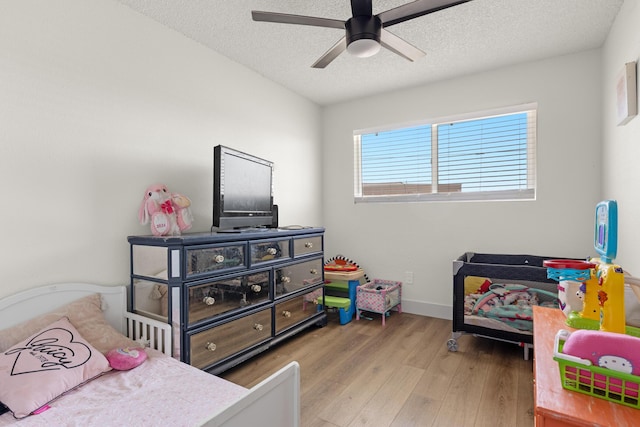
[220,311,535,427]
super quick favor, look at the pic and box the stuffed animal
[138,184,193,236]
[561,329,640,375]
[106,347,148,371]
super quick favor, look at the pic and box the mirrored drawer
[275,258,323,298]
[250,239,291,266]
[185,243,246,278]
[186,271,270,326]
[274,289,323,334]
[292,235,322,257]
[189,308,272,370]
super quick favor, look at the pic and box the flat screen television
[213,145,274,230]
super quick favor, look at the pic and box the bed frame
[449,253,564,360]
[0,283,300,427]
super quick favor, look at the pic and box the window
[353,104,537,203]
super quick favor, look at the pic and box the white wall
[602,0,640,276]
[322,51,603,318]
[3,0,632,318]
[0,0,322,299]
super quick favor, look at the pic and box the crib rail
[124,311,172,356]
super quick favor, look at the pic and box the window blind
[354,105,537,203]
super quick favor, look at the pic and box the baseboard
[400,299,452,320]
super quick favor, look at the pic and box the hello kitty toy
[138,184,193,236]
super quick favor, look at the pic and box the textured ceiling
[114,0,624,106]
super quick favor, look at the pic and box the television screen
[213,145,274,230]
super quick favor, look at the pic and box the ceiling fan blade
[252,11,345,29]
[312,37,347,68]
[380,29,426,62]
[378,0,473,27]
[351,0,373,17]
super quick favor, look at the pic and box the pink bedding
[0,349,248,426]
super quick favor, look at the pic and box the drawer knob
[251,284,262,293]
[203,296,216,306]
[304,242,313,248]
[267,247,277,255]
[253,323,264,331]
[213,254,225,263]
[310,269,318,275]
[205,342,217,352]
[282,310,292,318]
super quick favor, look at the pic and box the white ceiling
[114,0,624,106]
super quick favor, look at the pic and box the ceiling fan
[252,0,473,68]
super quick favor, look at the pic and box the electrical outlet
[404,271,414,285]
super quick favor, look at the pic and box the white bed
[0,283,300,426]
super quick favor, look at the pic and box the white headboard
[0,283,127,333]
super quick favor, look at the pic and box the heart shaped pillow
[0,317,110,418]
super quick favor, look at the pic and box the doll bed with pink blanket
[0,283,299,426]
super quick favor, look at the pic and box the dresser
[532,306,640,426]
[128,228,326,374]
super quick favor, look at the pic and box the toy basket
[553,330,640,409]
[356,279,402,326]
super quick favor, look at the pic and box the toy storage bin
[322,268,366,325]
[356,279,402,326]
[554,330,640,409]
[325,268,366,296]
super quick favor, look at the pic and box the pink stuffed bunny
[138,184,193,236]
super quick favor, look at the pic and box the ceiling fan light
[347,38,381,58]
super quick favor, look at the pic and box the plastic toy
[321,255,368,325]
[556,280,584,317]
[324,255,360,272]
[138,184,193,236]
[544,200,639,336]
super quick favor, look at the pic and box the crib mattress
[463,314,533,335]
[0,349,248,426]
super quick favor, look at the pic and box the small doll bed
[0,283,300,426]
[449,253,566,360]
